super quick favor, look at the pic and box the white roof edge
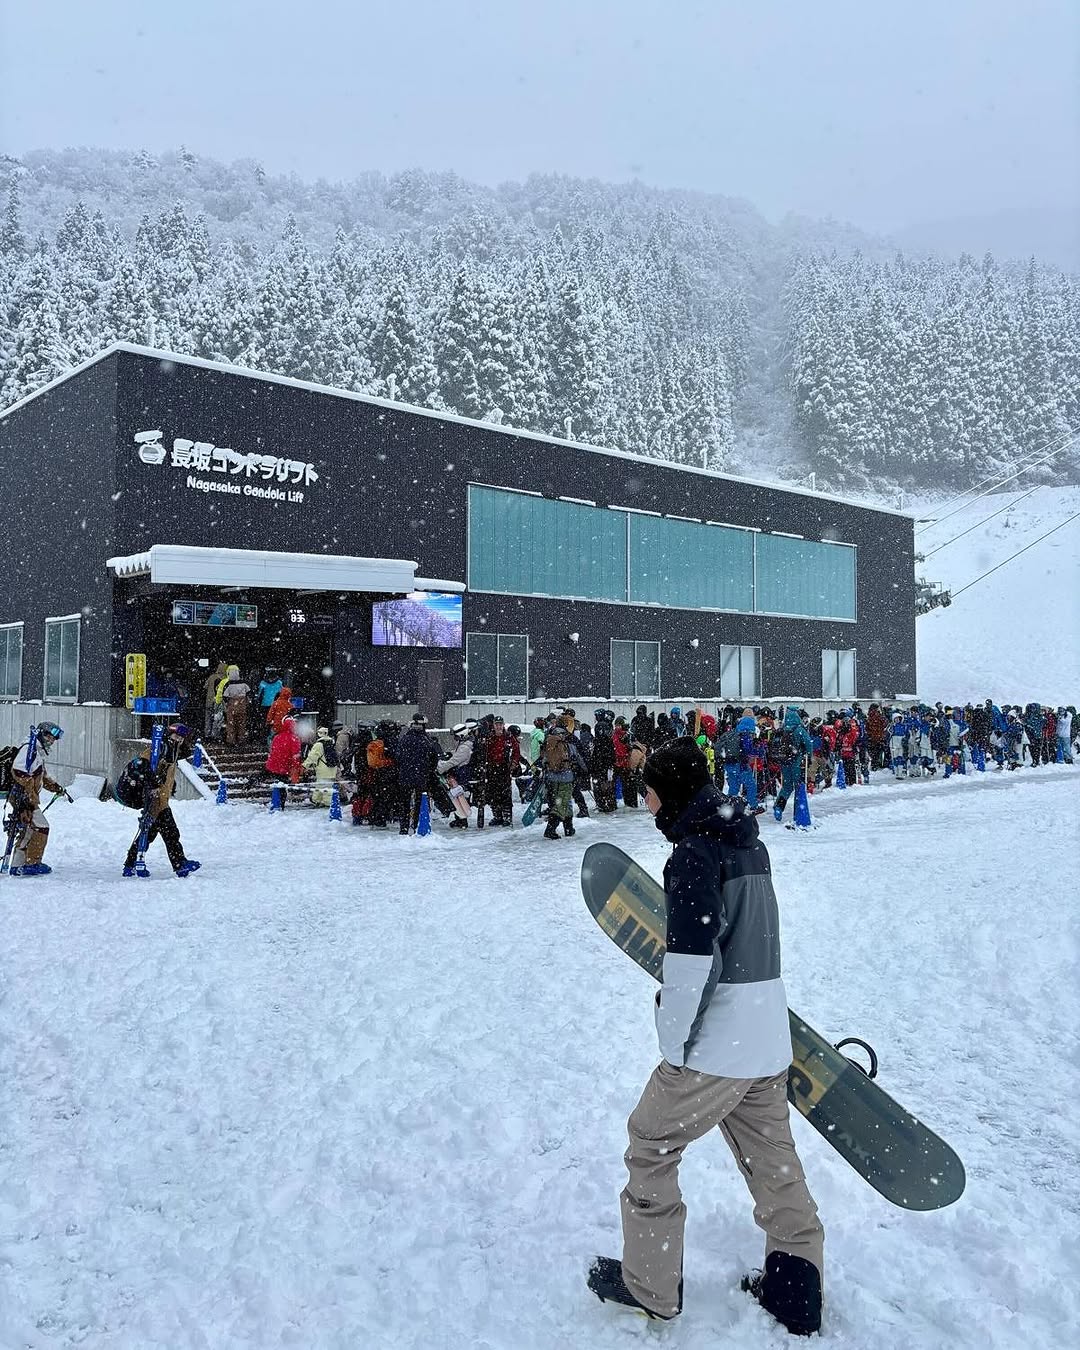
[105,545,465,593]
[1,341,913,521]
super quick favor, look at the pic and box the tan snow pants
[12,805,49,868]
[621,1060,823,1319]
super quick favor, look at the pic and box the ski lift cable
[948,510,1080,602]
[922,481,1047,559]
[915,431,1080,535]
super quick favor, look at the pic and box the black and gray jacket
[655,785,791,1078]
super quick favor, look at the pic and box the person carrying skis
[122,724,200,878]
[6,722,70,877]
[588,739,823,1334]
[772,707,813,822]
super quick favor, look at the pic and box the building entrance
[134,592,338,733]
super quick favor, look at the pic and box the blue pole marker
[793,780,813,830]
[835,759,847,790]
[614,776,624,806]
[216,777,228,805]
[417,792,431,836]
[269,783,284,812]
[192,742,203,769]
[329,786,342,821]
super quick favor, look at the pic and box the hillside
[1,148,1077,493]
[916,485,1080,704]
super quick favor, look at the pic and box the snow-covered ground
[2,766,1078,1349]
[916,485,1080,704]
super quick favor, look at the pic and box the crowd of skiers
[256,696,1079,835]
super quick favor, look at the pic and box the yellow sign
[125,653,146,710]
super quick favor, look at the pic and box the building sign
[134,430,319,507]
[172,600,259,628]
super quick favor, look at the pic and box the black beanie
[641,739,712,817]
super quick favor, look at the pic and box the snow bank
[2,771,1078,1347]
[916,485,1080,704]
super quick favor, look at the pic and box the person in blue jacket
[772,707,814,822]
[732,709,760,810]
[668,706,687,739]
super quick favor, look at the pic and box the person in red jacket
[866,703,888,771]
[836,715,860,784]
[265,715,302,805]
[266,686,295,746]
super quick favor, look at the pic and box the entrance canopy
[106,544,465,594]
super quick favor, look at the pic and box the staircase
[191,741,275,804]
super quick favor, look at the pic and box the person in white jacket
[1055,707,1074,764]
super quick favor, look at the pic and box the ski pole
[43,790,73,812]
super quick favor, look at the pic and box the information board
[171,600,258,628]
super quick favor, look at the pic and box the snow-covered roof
[2,341,913,520]
[105,544,465,594]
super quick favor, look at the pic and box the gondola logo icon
[134,429,166,465]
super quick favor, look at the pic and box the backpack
[367,738,391,770]
[775,728,797,764]
[115,756,154,809]
[717,728,741,762]
[322,737,339,768]
[542,735,569,773]
[0,745,19,794]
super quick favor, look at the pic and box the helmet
[451,722,472,738]
[167,723,189,739]
[36,721,63,741]
[411,714,428,727]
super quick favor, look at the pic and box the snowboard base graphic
[580,842,965,1211]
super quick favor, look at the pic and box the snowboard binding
[834,1036,878,1079]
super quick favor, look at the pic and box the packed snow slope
[3,770,1079,1350]
[915,484,1080,705]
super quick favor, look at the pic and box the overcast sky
[1,0,1076,234]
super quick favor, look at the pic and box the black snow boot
[543,818,560,840]
[587,1257,680,1321]
[562,816,576,837]
[742,1252,822,1336]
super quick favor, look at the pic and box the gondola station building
[0,343,916,782]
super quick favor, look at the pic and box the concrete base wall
[0,703,141,789]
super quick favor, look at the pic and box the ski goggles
[38,723,63,740]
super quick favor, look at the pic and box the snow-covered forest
[2,147,1078,491]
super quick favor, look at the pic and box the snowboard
[521,780,547,827]
[580,842,965,1211]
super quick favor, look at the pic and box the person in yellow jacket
[7,722,70,876]
[303,726,341,807]
[121,724,201,878]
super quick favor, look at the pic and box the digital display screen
[371,592,462,647]
[171,600,258,628]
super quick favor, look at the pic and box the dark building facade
[0,344,916,731]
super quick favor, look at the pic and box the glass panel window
[610,640,635,698]
[719,644,760,700]
[822,649,856,700]
[44,618,80,702]
[0,624,22,699]
[465,632,527,698]
[468,485,627,601]
[611,640,659,698]
[634,641,660,699]
[755,534,856,620]
[629,516,754,611]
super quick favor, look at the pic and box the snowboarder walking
[122,724,200,877]
[589,740,823,1334]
